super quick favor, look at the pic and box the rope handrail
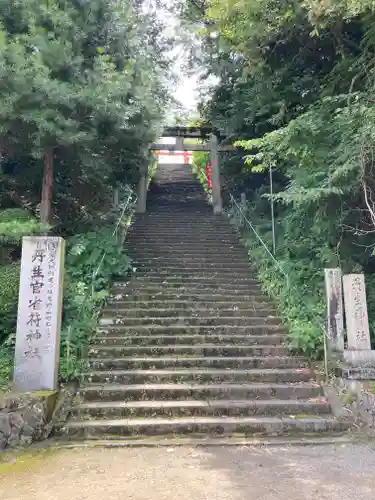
[229,192,329,379]
[229,194,289,285]
[92,188,136,284]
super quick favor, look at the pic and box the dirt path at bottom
[0,443,375,500]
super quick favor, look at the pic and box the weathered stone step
[71,398,331,419]
[53,434,360,448]
[60,415,350,439]
[97,324,286,336]
[132,251,249,259]
[85,355,304,372]
[131,233,238,239]
[101,307,276,319]
[129,237,240,244]
[123,279,262,289]
[98,315,281,327]
[107,299,274,309]
[129,241,241,249]
[131,273,260,282]
[93,334,286,346]
[89,344,289,359]
[78,382,322,402]
[129,225,236,232]
[134,253,248,260]
[109,293,271,304]
[134,264,253,272]
[112,281,263,291]
[81,367,311,384]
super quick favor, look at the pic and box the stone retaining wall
[0,391,58,450]
[339,379,375,429]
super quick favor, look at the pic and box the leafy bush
[0,224,132,386]
[59,227,132,381]
[228,205,325,357]
[0,208,48,264]
[0,263,20,345]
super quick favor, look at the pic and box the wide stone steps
[88,344,289,358]
[77,382,323,402]
[109,294,272,304]
[107,299,274,308]
[93,334,286,346]
[87,356,302,372]
[113,284,267,295]
[82,368,312,384]
[71,399,331,419]
[133,264,254,273]
[96,325,287,336]
[61,416,349,440]
[58,163,352,445]
[99,316,282,327]
[101,307,277,318]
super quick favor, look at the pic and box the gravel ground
[1,443,375,500]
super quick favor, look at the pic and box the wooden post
[210,133,223,215]
[40,146,54,224]
[113,187,119,208]
[240,192,246,226]
[136,165,148,213]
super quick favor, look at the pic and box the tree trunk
[40,146,54,223]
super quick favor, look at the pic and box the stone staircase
[61,163,351,445]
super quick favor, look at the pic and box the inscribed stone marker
[324,268,344,352]
[14,237,65,392]
[343,274,371,350]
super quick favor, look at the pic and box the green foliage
[0,0,171,384]
[59,225,132,382]
[191,151,210,193]
[0,214,133,385]
[0,0,172,233]
[184,0,375,354]
[0,263,20,345]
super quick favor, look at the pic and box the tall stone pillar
[210,133,223,214]
[136,165,148,213]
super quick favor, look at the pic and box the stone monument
[324,268,344,352]
[343,274,371,350]
[13,236,65,391]
[342,273,375,367]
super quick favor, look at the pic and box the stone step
[112,281,264,291]
[88,344,290,359]
[93,334,286,346]
[71,398,331,419]
[129,242,241,249]
[85,355,305,373]
[128,237,240,245]
[78,382,323,402]
[59,415,350,439]
[107,299,274,309]
[132,251,248,259]
[98,316,282,327]
[130,273,260,282]
[81,367,312,384]
[109,293,272,304]
[97,324,286,336]
[122,281,262,291]
[101,307,276,319]
[132,251,249,259]
[129,231,238,238]
[53,435,359,448]
[134,264,253,272]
